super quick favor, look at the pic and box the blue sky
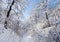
[23,0,58,20]
[23,0,40,20]
[48,0,57,9]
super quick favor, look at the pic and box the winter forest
[0,0,60,42]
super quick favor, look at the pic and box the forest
[0,0,60,42]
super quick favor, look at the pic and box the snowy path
[0,29,20,42]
